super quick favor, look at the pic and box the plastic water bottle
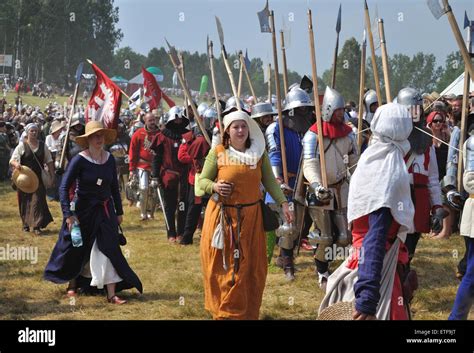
[71,221,83,247]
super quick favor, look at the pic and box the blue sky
[114,0,474,76]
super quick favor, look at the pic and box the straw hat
[50,120,65,135]
[12,166,39,194]
[75,120,117,148]
[318,301,354,320]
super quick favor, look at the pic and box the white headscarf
[222,110,266,166]
[348,103,415,241]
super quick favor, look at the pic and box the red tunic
[349,215,409,320]
[128,127,160,172]
[151,131,186,188]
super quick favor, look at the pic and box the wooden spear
[357,30,367,155]
[207,38,224,137]
[378,18,392,102]
[270,10,289,185]
[364,0,382,104]
[280,30,289,94]
[308,9,328,188]
[165,40,211,146]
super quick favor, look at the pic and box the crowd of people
[2,79,474,320]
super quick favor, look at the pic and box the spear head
[336,4,342,33]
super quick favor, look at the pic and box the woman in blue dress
[44,121,142,304]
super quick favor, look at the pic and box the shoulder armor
[265,122,279,152]
[302,129,318,159]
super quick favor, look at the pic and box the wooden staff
[364,0,382,104]
[378,18,391,102]
[357,31,367,155]
[280,30,289,94]
[58,62,84,173]
[208,40,224,137]
[308,9,328,188]
[457,20,473,193]
[239,53,257,101]
[237,51,244,98]
[270,10,289,185]
[441,0,474,79]
[215,16,241,110]
[178,51,189,118]
[267,63,272,103]
[165,42,211,146]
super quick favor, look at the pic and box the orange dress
[200,145,269,320]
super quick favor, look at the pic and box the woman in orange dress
[198,110,293,320]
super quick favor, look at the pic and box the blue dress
[44,153,143,294]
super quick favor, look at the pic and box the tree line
[0,0,464,100]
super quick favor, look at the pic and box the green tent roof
[146,67,163,75]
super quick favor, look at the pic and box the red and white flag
[85,63,122,129]
[142,66,175,109]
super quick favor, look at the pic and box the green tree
[435,51,464,93]
[322,37,361,102]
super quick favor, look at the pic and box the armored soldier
[302,86,358,290]
[128,111,160,220]
[177,107,215,245]
[362,89,378,125]
[151,106,189,243]
[265,88,314,280]
[397,88,447,269]
[250,102,276,135]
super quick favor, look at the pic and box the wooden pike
[364,0,382,104]
[207,38,224,137]
[239,52,257,101]
[357,30,367,155]
[378,18,392,102]
[165,39,211,146]
[270,10,289,185]
[280,30,289,94]
[307,9,328,188]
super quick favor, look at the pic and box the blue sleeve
[268,124,282,168]
[110,157,123,216]
[354,207,392,316]
[59,155,81,219]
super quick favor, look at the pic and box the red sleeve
[178,143,192,164]
[128,131,139,171]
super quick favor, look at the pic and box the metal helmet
[321,86,345,122]
[222,96,248,116]
[197,102,209,117]
[202,107,218,130]
[165,106,189,126]
[363,89,378,113]
[283,87,314,111]
[251,102,276,119]
[397,87,423,122]
[397,87,423,107]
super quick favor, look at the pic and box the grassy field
[0,179,469,320]
[3,91,69,110]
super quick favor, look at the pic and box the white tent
[440,72,474,97]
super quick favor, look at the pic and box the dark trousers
[449,237,474,320]
[163,184,187,238]
[0,156,9,181]
[405,232,421,270]
[181,185,207,244]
